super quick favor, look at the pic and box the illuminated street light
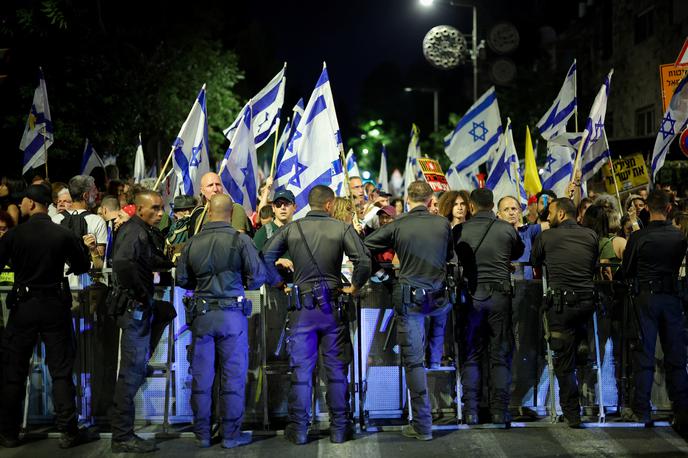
[419,0,434,6]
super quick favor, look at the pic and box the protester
[437,190,471,227]
[0,177,26,226]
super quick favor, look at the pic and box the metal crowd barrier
[0,266,682,431]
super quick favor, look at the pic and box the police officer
[263,185,371,445]
[365,181,453,440]
[530,197,598,428]
[622,189,688,432]
[454,188,524,426]
[176,195,266,448]
[0,184,91,448]
[109,190,173,453]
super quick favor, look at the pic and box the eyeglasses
[273,200,293,208]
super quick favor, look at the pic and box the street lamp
[419,0,484,101]
[404,87,439,132]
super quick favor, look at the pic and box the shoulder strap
[473,218,497,255]
[295,219,326,282]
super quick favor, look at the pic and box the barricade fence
[0,268,681,430]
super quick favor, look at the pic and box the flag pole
[603,133,623,211]
[573,130,589,176]
[154,145,176,190]
[42,124,49,180]
[268,117,282,179]
[573,61,579,133]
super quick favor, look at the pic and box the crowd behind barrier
[0,265,679,431]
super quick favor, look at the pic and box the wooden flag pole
[268,117,282,179]
[42,124,49,180]
[154,146,175,190]
[573,130,590,177]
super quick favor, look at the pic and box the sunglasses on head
[273,200,292,208]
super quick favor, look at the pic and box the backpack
[61,210,91,239]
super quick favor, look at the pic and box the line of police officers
[0,181,687,452]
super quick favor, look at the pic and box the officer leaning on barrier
[108,190,174,454]
[530,197,598,428]
[262,185,371,445]
[454,188,524,427]
[622,189,688,432]
[365,180,454,441]
[176,195,266,448]
[0,184,92,449]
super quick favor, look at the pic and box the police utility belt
[6,282,71,310]
[546,288,595,313]
[632,277,682,296]
[288,282,339,312]
[183,296,252,321]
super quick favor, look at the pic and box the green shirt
[253,221,290,260]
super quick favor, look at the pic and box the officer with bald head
[177,194,267,449]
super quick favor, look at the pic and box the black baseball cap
[21,184,52,206]
[173,195,197,210]
[273,189,296,204]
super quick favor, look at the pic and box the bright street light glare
[362,171,371,180]
[419,0,434,7]
[369,128,380,138]
[362,148,369,155]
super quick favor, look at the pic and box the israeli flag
[549,130,609,184]
[172,85,210,197]
[345,148,361,177]
[485,120,527,209]
[541,142,575,198]
[379,144,389,192]
[444,86,503,176]
[133,133,146,183]
[19,68,53,174]
[80,139,104,176]
[536,60,577,140]
[403,124,421,193]
[274,98,305,190]
[223,64,286,148]
[220,103,259,214]
[651,72,688,179]
[579,70,613,169]
[285,63,345,218]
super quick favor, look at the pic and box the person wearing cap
[0,184,92,449]
[253,189,296,282]
[172,195,197,220]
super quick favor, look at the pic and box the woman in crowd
[437,190,471,228]
[0,177,26,225]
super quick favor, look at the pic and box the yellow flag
[523,126,542,196]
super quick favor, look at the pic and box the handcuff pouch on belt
[105,285,134,317]
[397,284,447,315]
[548,289,594,313]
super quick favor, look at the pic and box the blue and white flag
[19,68,53,174]
[444,86,503,175]
[274,98,305,189]
[549,130,609,184]
[485,120,527,209]
[80,139,104,176]
[133,133,146,183]
[223,65,286,148]
[172,85,210,197]
[345,148,361,177]
[403,124,421,194]
[379,144,389,192]
[536,60,577,140]
[285,63,345,218]
[579,69,613,170]
[541,143,575,198]
[651,72,688,179]
[220,103,259,214]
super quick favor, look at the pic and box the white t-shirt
[52,209,108,245]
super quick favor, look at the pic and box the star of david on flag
[19,68,53,174]
[172,84,210,197]
[651,71,688,179]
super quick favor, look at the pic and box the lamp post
[420,0,483,102]
[404,87,439,132]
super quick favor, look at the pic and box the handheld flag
[80,139,104,176]
[379,144,389,192]
[651,72,688,179]
[403,124,421,193]
[220,103,259,214]
[172,85,211,197]
[536,60,577,140]
[523,126,542,195]
[133,133,146,183]
[223,64,286,148]
[20,69,53,174]
[274,98,305,189]
[485,120,527,208]
[345,149,361,177]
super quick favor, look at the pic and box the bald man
[110,191,173,453]
[177,194,267,448]
[187,172,252,237]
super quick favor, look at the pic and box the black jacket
[176,221,267,298]
[262,210,371,292]
[454,210,524,288]
[112,215,173,301]
[622,219,687,282]
[0,213,89,287]
[531,219,598,292]
[365,205,453,290]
